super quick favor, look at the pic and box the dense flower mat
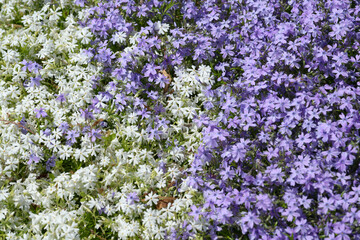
[0,0,359,239]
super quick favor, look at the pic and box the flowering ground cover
[0,0,359,239]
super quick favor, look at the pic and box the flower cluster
[173,0,360,239]
[0,0,359,239]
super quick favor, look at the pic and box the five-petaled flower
[34,108,47,118]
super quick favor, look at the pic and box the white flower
[2,49,20,63]
[137,128,149,143]
[153,226,166,239]
[0,188,9,201]
[111,31,126,44]
[48,139,61,153]
[94,94,108,108]
[154,21,170,35]
[76,27,92,44]
[156,178,166,189]
[73,148,90,162]
[52,128,63,140]
[100,156,111,167]
[127,112,138,124]
[58,145,73,160]
[171,199,185,212]
[144,192,159,206]
[12,64,27,81]
[161,205,174,219]
[44,137,56,149]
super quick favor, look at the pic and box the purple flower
[137,109,151,119]
[329,23,348,40]
[41,128,52,136]
[28,153,40,165]
[157,118,169,129]
[20,60,32,72]
[158,161,167,173]
[221,93,237,114]
[155,74,169,88]
[88,129,102,142]
[220,166,236,181]
[46,155,56,171]
[296,132,312,149]
[55,93,67,103]
[58,122,69,133]
[127,192,139,204]
[98,206,107,215]
[21,60,42,73]
[220,45,234,58]
[189,205,202,221]
[31,62,42,73]
[26,75,42,87]
[263,147,279,161]
[75,0,87,7]
[66,130,80,144]
[217,207,233,224]
[19,117,28,134]
[298,196,312,209]
[34,108,47,118]
[143,63,160,78]
[256,194,272,211]
[96,47,115,64]
[228,139,248,163]
[80,108,94,120]
[316,123,332,142]
[147,127,161,140]
[318,197,336,214]
[240,212,260,232]
[332,222,351,240]
[281,205,300,222]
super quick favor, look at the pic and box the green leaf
[103,133,116,149]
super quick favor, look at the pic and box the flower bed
[0,0,359,239]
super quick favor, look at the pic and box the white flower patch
[29,209,80,239]
[0,0,214,239]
